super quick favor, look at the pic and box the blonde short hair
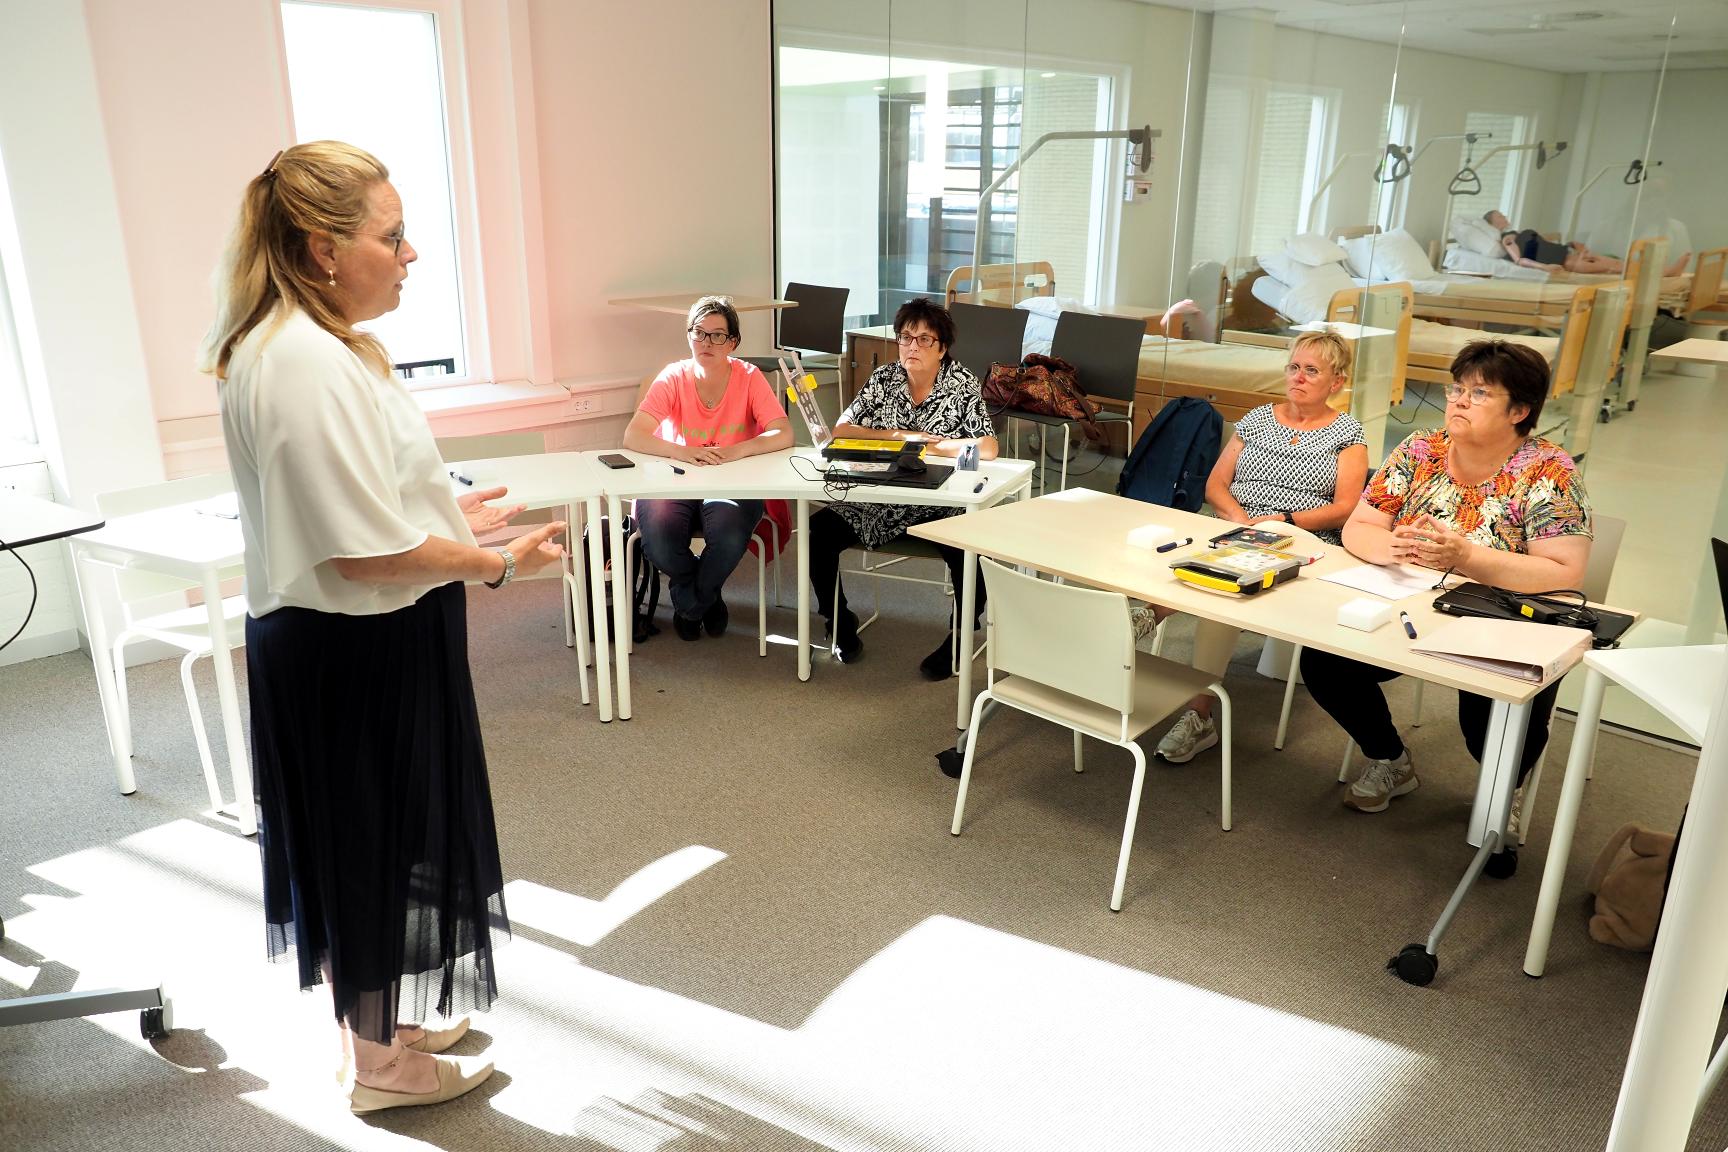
[1290,330,1353,380]
[199,141,392,379]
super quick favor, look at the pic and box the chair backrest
[1183,260,1227,343]
[95,473,237,607]
[778,283,849,356]
[1048,312,1146,405]
[1582,514,1626,604]
[948,302,1029,381]
[980,557,1135,717]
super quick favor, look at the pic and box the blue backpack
[1116,397,1222,511]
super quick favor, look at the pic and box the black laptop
[821,455,956,490]
[1432,581,1637,649]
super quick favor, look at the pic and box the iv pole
[968,126,1157,302]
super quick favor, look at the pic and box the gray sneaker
[1506,785,1526,843]
[1155,709,1218,764]
[1344,750,1418,813]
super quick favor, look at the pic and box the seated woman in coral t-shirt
[621,295,792,641]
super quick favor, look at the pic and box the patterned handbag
[982,354,1105,441]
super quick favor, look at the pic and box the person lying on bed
[1147,330,1370,765]
[1483,210,1689,277]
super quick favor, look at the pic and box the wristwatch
[1280,512,1295,525]
[485,548,516,589]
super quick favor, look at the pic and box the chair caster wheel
[1389,944,1438,986]
[141,1001,173,1041]
[937,748,964,780]
[1485,848,1518,879]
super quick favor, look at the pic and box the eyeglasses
[1443,383,1502,405]
[1284,362,1325,379]
[896,333,939,348]
[353,227,407,256]
[688,328,734,346]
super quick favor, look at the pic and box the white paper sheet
[1320,562,1443,601]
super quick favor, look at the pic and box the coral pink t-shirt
[638,359,784,449]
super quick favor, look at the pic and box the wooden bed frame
[1678,247,1726,321]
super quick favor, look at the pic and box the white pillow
[1344,228,1436,283]
[1256,249,1301,285]
[1285,232,1351,267]
[1451,216,1505,258]
[1278,261,1356,324]
[1339,234,1377,279]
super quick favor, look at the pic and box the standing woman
[199,142,565,1113]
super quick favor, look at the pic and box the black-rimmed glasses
[688,329,734,346]
[895,333,938,348]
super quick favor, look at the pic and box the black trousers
[806,507,983,624]
[1299,646,1559,785]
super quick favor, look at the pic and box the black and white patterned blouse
[829,359,994,549]
[1227,403,1366,546]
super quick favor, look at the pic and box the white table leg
[585,495,613,722]
[797,498,811,682]
[1605,665,1728,1150]
[70,545,135,794]
[567,502,591,707]
[201,568,255,837]
[956,509,979,731]
[1525,666,1606,977]
[609,496,632,720]
[1467,698,1530,849]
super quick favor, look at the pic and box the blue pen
[671,465,686,475]
[449,470,473,486]
[1400,611,1418,639]
[1157,536,1192,553]
[972,480,986,494]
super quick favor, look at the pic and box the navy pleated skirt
[245,581,509,1044]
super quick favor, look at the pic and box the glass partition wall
[772,0,1723,678]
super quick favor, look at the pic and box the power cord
[0,536,37,653]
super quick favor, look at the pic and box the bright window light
[0,143,36,450]
[280,1,467,377]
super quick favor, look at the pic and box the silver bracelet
[485,548,516,589]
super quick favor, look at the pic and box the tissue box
[1126,523,1176,550]
[1337,597,1394,632]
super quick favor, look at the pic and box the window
[1190,82,1334,269]
[776,45,1118,325]
[0,144,35,453]
[1375,103,1416,233]
[280,0,474,380]
[1252,89,1330,257]
[1453,111,1531,234]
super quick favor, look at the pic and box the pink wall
[528,0,776,380]
[85,0,291,426]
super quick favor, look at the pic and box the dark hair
[893,296,955,358]
[1450,340,1548,435]
[686,294,740,342]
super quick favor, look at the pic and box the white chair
[95,474,249,815]
[950,558,1233,911]
[833,536,970,671]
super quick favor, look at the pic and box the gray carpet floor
[2,563,1723,1151]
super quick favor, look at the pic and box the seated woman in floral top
[808,297,997,678]
[1301,340,1593,816]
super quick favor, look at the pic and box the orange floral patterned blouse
[1363,430,1592,551]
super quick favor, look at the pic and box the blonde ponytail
[198,141,393,380]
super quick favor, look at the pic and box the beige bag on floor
[1584,822,1676,951]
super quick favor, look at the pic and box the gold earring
[327,268,337,287]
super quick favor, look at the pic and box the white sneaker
[1506,785,1525,842]
[1344,750,1418,813]
[1155,709,1218,764]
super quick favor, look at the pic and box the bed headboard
[1324,281,1412,407]
[1330,225,1380,243]
[1685,247,1726,316]
[943,261,1057,308]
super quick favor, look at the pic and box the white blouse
[219,308,474,617]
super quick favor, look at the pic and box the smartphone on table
[598,454,634,469]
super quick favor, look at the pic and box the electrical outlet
[569,396,596,415]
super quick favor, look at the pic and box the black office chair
[1006,311,1143,493]
[776,282,849,392]
[948,302,1029,383]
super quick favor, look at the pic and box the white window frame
[1376,102,1417,233]
[1237,80,1339,259]
[0,143,40,464]
[276,0,490,390]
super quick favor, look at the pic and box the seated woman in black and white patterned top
[806,297,998,679]
[1151,330,1370,765]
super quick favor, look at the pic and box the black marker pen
[449,470,474,486]
[972,480,986,494]
[1399,611,1418,639]
[1156,536,1193,553]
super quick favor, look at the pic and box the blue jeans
[634,497,765,620]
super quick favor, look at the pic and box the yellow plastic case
[1170,545,1303,595]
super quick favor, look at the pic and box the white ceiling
[1152,0,1728,71]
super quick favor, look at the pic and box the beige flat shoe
[349,1054,494,1115]
[403,1016,471,1054]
